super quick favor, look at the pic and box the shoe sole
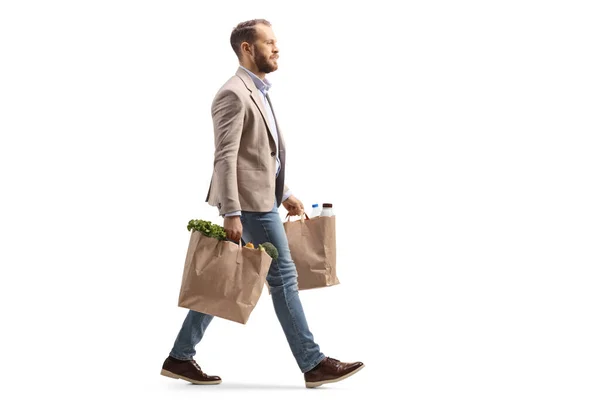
[305,364,365,388]
[160,369,222,385]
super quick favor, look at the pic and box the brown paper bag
[178,231,272,324]
[283,214,340,290]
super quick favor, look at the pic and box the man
[160,19,364,389]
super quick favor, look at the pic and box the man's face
[250,24,279,74]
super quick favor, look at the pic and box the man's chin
[262,66,278,74]
[258,61,278,74]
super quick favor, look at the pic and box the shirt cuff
[282,189,293,202]
[223,211,242,217]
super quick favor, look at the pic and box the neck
[240,62,266,80]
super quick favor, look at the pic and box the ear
[242,42,254,57]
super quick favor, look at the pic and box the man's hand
[224,216,243,242]
[282,195,305,217]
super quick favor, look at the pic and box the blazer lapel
[235,67,276,146]
[266,93,285,153]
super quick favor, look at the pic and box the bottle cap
[322,203,333,208]
[312,204,319,208]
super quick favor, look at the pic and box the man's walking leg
[169,310,213,360]
[241,204,326,373]
[160,310,222,385]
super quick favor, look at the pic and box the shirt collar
[240,65,272,95]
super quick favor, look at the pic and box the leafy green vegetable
[187,219,226,241]
[258,242,278,260]
[186,220,278,261]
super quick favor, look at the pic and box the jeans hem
[168,352,193,361]
[300,353,327,374]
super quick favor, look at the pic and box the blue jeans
[169,202,326,373]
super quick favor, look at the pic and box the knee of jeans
[267,265,298,289]
[269,279,299,296]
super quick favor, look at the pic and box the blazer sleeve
[211,89,244,215]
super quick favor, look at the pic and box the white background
[1,1,599,399]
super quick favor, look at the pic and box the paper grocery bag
[283,214,340,290]
[178,231,272,324]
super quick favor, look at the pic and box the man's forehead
[255,24,277,41]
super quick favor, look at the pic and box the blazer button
[271,151,276,157]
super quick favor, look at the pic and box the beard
[253,46,278,74]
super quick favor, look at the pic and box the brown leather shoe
[160,356,222,385]
[304,356,364,388]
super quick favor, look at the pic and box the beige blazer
[205,67,289,215]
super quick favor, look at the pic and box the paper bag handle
[285,212,309,222]
[219,239,244,262]
[236,239,243,264]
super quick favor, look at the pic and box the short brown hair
[230,19,271,60]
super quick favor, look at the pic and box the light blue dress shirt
[223,67,292,217]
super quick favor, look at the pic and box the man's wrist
[282,189,293,202]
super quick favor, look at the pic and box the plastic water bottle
[320,203,334,217]
[310,203,321,218]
